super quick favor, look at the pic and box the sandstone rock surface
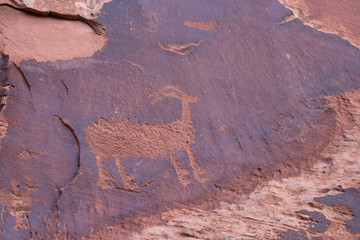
[0,0,359,239]
[0,6,106,63]
[278,0,360,49]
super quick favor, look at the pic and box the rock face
[0,0,359,239]
[0,0,111,19]
[132,90,360,240]
[0,6,106,63]
[278,0,360,49]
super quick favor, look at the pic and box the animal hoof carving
[86,85,208,190]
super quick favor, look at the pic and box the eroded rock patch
[0,6,107,63]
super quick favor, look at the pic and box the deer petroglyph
[86,85,208,190]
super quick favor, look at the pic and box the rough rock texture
[0,0,359,239]
[131,90,360,240]
[278,0,360,49]
[0,6,106,63]
[0,0,111,34]
[0,0,111,19]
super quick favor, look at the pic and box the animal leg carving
[114,156,138,190]
[170,152,191,186]
[96,156,115,189]
[186,146,209,183]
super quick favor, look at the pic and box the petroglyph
[0,176,37,230]
[159,41,203,55]
[86,85,208,190]
[130,89,360,240]
[184,20,219,30]
[17,149,40,160]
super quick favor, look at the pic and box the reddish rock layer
[0,0,111,19]
[0,6,106,63]
[278,0,360,49]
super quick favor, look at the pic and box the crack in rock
[13,63,31,94]
[54,115,81,192]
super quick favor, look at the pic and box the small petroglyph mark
[17,149,40,160]
[219,124,228,134]
[159,41,203,55]
[184,20,219,30]
[86,85,209,191]
[121,58,142,71]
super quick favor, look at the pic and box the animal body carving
[86,85,208,190]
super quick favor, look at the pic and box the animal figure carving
[86,85,208,190]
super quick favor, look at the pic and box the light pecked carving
[86,85,208,190]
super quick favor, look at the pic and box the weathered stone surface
[130,90,360,240]
[0,6,106,63]
[0,0,110,35]
[278,0,360,49]
[0,0,359,239]
[0,0,111,19]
